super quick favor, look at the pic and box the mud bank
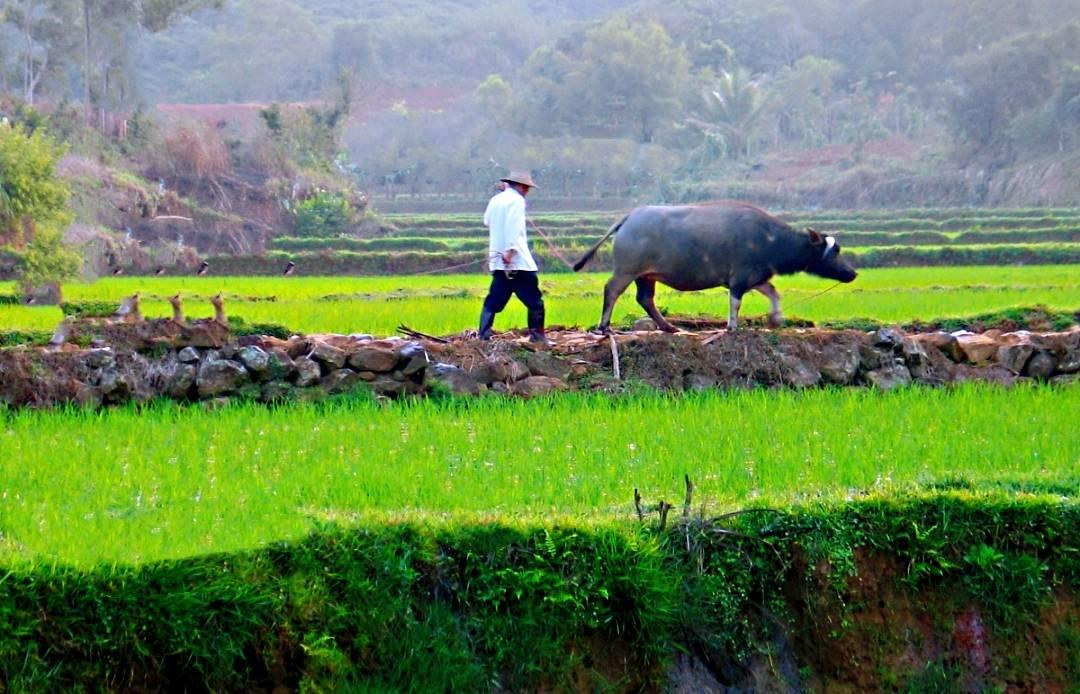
[1,320,1077,408]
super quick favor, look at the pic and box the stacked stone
[0,327,1076,409]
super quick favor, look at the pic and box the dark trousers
[482,271,544,313]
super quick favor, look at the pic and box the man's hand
[501,249,516,265]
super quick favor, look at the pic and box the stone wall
[1,326,1077,409]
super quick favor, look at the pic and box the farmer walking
[477,171,550,345]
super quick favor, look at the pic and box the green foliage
[60,300,118,318]
[18,224,81,288]
[293,191,353,238]
[0,122,80,288]
[688,67,766,160]
[518,14,691,142]
[0,122,71,245]
[0,329,52,347]
[962,544,1050,625]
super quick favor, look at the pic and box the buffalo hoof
[767,314,784,329]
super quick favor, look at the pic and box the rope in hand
[400,219,575,276]
[408,257,486,276]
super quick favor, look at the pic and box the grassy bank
[0,494,1076,691]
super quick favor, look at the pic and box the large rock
[320,368,363,394]
[902,337,955,385]
[84,348,115,369]
[511,375,569,398]
[348,345,398,373]
[97,367,134,401]
[819,344,861,384]
[525,351,573,380]
[177,346,201,363]
[196,359,249,397]
[307,340,347,371]
[909,332,963,362]
[429,363,482,396]
[166,363,197,399]
[266,349,296,381]
[953,364,1019,387]
[1058,349,1080,374]
[873,327,905,350]
[779,354,820,388]
[997,342,1035,374]
[237,345,272,379]
[468,359,511,384]
[507,359,530,382]
[1024,351,1058,379]
[397,342,429,377]
[369,375,425,398]
[292,356,322,387]
[864,361,912,390]
[955,333,1000,364]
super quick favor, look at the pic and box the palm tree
[687,68,765,160]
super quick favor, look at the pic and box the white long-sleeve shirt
[483,187,538,272]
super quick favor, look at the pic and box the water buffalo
[572,201,858,332]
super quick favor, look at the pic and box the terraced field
[235,206,1080,276]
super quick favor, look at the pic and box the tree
[73,0,222,121]
[0,121,79,294]
[687,68,764,159]
[764,55,842,147]
[1,0,75,104]
[948,23,1080,161]
[518,15,691,142]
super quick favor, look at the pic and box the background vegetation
[3,0,1079,211]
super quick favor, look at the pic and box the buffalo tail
[572,214,627,272]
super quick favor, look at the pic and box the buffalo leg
[727,290,745,331]
[598,274,635,333]
[635,278,677,332]
[753,281,783,327]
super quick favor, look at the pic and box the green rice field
[2,212,1078,570]
[2,385,1077,566]
[4,265,1080,336]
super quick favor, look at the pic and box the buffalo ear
[807,228,824,245]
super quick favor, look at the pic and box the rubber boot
[527,306,551,346]
[478,307,496,340]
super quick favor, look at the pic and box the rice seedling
[1,384,1075,566]
[1,265,1078,336]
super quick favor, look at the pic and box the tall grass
[1,384,1076,566]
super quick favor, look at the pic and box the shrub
[0,122,80,295]
[294,191,353,238]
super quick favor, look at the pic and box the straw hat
[500,171,538,188]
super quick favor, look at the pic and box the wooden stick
[683,474,694,521]
[657,500,672,531]
[634,488,644,521]
[609,334,621,380]
[397,324,450,343]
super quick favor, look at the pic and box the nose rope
[786,281,843,308]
